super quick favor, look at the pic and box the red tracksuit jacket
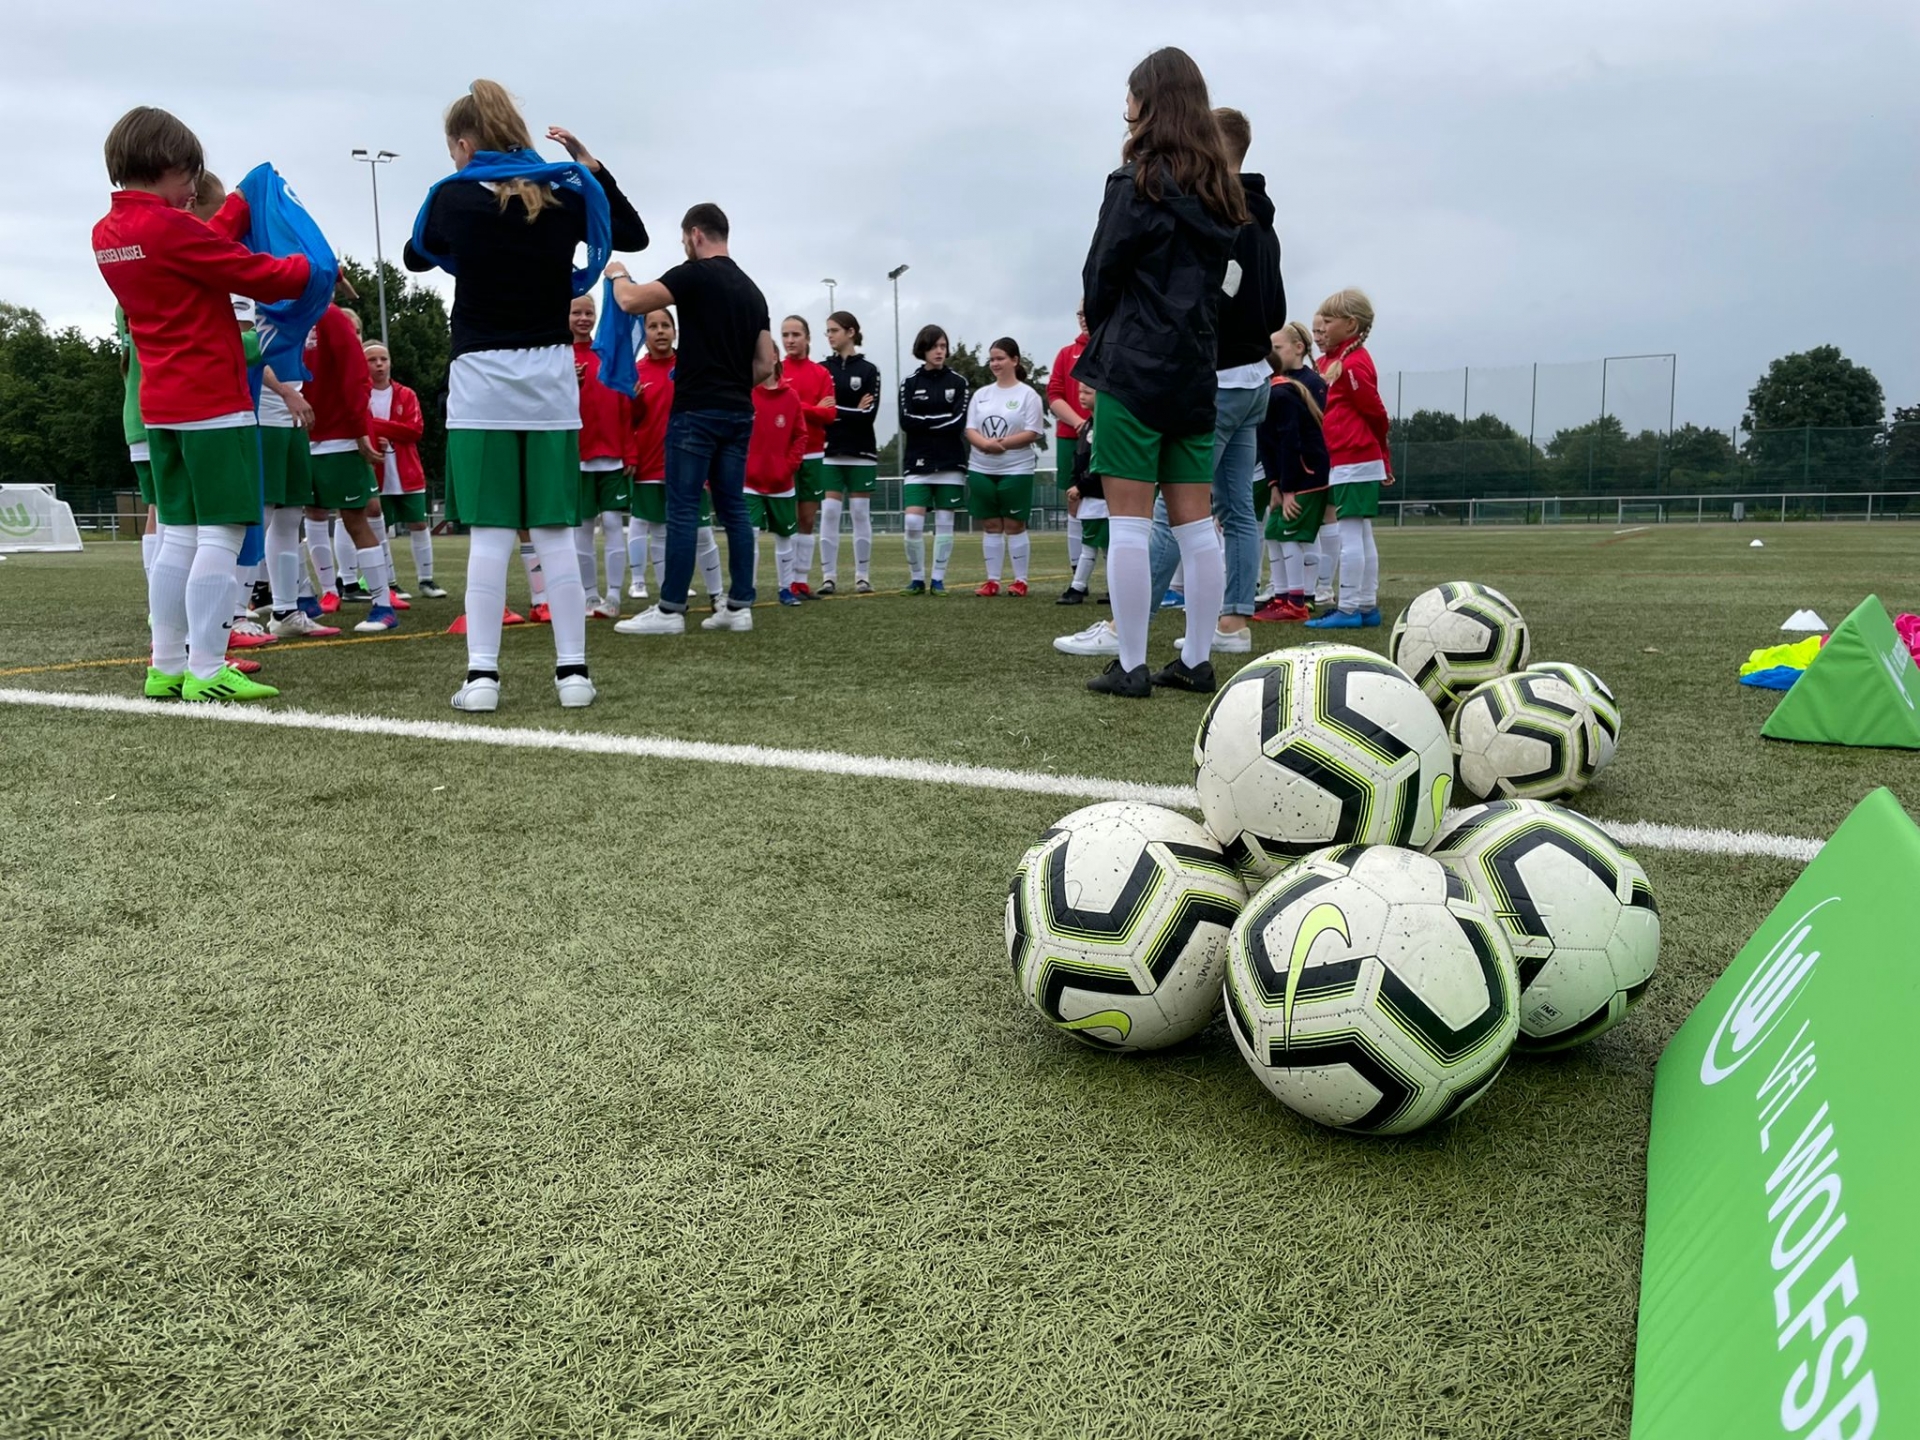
[305,305,372,446]
[367,382,426,491]
[746,382,807,494]
[1047,334,1090,439]
[783,354,836,457]
[631,351,676,481]
[1318,341,1391,470]
[575,340,637,467]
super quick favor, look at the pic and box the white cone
[1750,539,1765,548]
[1782,609,1828,632]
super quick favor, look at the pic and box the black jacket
[1076,164,1238,439]
[1215,174,1286,370]
[1257,368,1329,496]
[823,353,883,461]
[1071,424,1104,502]
[899,365,971,475]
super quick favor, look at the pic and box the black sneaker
[1056,586,1087,606]
[1087,660,1152,698]
[339,581,371,605]
[249,580,272,611]
[1151,656,1218,694]
[818,579,837,597]
[1097,594,1111,606]
[902,580,927,596]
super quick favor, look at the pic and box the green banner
[1632,788,1918,1439]
[1763,595,1920,750]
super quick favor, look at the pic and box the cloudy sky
[8,0,1915,441]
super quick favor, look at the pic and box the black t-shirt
[657,256,769,414]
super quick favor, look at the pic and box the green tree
[338,256,451,485]
[1743,345,1885,431]
[0,303,126,511]
[1882,404,1920,487]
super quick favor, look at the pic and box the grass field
[3,523,1918,1439]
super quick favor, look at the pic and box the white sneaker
[268,610,332,638]
[628,580,649,600]
[1054,620,1120,657]
[555,673,597,708]
[231,617,271,639]
[451,677,500,712]
[701,604,753,632]
[588,598,621,620]
[613,605,685,635]
[1254,586,1276,606]
[1211,625,1253,654]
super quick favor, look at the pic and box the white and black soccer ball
[1223,844,1520,1135]
[1525,662,1621,771]
[1389,582,1531,709]
[1006,802,1247,1051]
[1193,644,1454,885]
[1451,672,1603,803]
[1429,800,1659,1051]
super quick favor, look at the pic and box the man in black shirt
[606,203,776,634]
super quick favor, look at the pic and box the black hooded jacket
[1075,163,1239,439]
[823,352,883,461]
[899,365,971,475]
[1215,174,1286,371]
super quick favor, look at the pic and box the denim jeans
[1149,383,1269,616]
[661,408,756,611]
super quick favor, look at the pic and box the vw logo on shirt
[982,415,1010,438]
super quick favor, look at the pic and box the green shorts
[629,482,712,527]
[967,471,1035,524]
[796,455,828,504]
[260,426,315,508]
[1331,481,1382,520]
[580,466,630,517]
[133,459,156,506]
[1081,516,1110,550]
[148,425,263,527]
[1267,488,1328,543]
[822,461,877,496]
[311,449,376,511]
[748,493,798,537]
[1089,391,1213,485]
[384,490,429,526]
[447,428,582,530]
[904,481,966,512]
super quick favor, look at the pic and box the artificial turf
[2,523,1918,1438]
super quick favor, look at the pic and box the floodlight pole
[352,148,399,348]
[888,264,910,412]
[822,277,838,312]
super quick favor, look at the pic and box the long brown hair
[444,80,553,221]
[1277,320,1324,425]
[1122,48,1248,227]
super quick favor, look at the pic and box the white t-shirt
[259,328,315,428]
[448,345,581,431]
[369,386,402,493]
[966,382,1046,476]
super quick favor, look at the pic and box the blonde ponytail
[444,79,554,222]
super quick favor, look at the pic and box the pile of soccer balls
[1005,583,1659,1137]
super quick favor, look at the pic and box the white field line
[1,685,1823,864]
[1612,525,1651,536]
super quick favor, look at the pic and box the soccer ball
[1389,582,1531,709]
[1223,844,1519,1135]
[1525,662,1621,771]
[1006,801,1247,1051]
[1429,800,1659,1050]
[1451,671,1603,803]
[1193,643,1453,885]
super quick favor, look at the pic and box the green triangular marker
[1762,594,1920,749]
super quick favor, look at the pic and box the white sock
[381,535,398,590]
[356,544,391,608]
[1066,514,1083,569]
[186,524,246,680]
[1359,521,1380,611]
[775,533,795,590]
[266,507,303,614]
[794,531,816,584]
[649,530,667,587]
[601,512,627,597]
[306,518,336,592]
[231,555,253,620]
[140,531,160,578]
[1008,531,1030,583]
[1301,535,1319,599]
[335,520,359,583]
[932,511,955,582]
[519,542,544,603]
[573,522,599,605]
[904,513,926,583]
[409,528,433,583]
[149,523,196,673]
[530,525,587,666]
[626,515,649,578]
[1281,541,1305,596]
[983,532,1005,582]
[464,527,515,671]
[1316,529,1338,601]
[1170,558,1185,592]
[297,540,315,598]
[1107,515,1153,672]
[850,495,872,578]
[1337,517,1366,613]
[750,525,763,594]
[1173,516,1224,667]
[696,526,723,603]
[1072,546,1097,590]
[819,496,843,581]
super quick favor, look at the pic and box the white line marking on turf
[1612,525,1651,536]
[0,686,1825,863]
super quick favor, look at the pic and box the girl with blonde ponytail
[1252,321,1329,622]
[405,79,647,712]
[1304,287,1393,629]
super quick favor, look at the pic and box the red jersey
[367,382,426,491]
[1046,334,1091,439]
[1317,342,1391,469]
[574,340,636,466]
[304,305,373,446]
[631,350,676,481]
[746,382,808,494]
[92,189,309,427]
[783,354,836,457]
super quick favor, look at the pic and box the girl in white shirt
[963,338,1046,596]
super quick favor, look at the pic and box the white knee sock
[1067,514,1084,570]
[601,512,627,597]
[983,532,1005,582]
[649,530,666,586]
[356,543,391,608]
[775,533,795,589]
[1008,531,1030,583]
[140,531,160,578]
[904,513,926,583]
[409,528,434,583]
[697,525,723,601]
[1072,545,1097,590]
[932,511,955,582]
[1337,517,1366,613]
[1359,521,1380,610]
[335,520,359,583]
[1280,541,1305,596]
[464,527,515,671]
[530,525,587,666]
[381,535,399,591]
[1173,516,1224,667]
[231,556,253,620]
[186,524,246,680]
[518,541,544,603]
[1300,538,1318,599]
[1107,516,1153,672]
[266,508,303,615]
[573,522,599,605]
[850,495,872,578]
[297,540,315,597]
[1316,529,1338,601]
[819,496,844,581]
[149,523,196,673]
[626,515,649,579]
[794,530,817,584]
[306,518,336,591]
[1171,558,1185,591]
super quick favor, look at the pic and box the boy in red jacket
[93,106,311,702]
[365,341,442,599]
[1305,287,1394,630]
[304,300,398,632]
[569,294,636,619]
[1046,303,1091,571]
[747,359,808,606]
